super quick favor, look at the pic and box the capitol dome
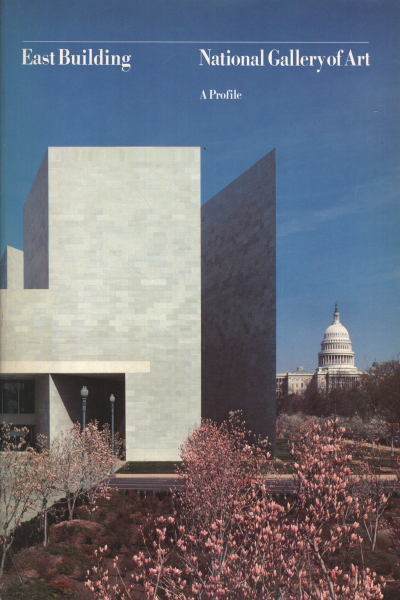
[317,304,358,374]
[324,320,351,340]
[276,303,364,397]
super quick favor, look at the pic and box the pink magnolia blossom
[87,416,384,600]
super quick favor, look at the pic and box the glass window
[1,380,35,414]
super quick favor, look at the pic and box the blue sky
[1,0,399,372]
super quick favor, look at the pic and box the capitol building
[277,304,363,397]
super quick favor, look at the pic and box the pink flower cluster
[88,415,385,600]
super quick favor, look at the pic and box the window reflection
[1,380,35,414]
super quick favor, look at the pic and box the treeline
[277,359,400,422]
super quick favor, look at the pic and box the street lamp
[81,386,89,431]
[110,394,115,453]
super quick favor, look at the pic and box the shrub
[3,577,58,600]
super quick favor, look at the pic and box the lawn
[275,437,295,463]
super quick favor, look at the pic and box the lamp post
[81,386,89,431]
[110,394,115,453]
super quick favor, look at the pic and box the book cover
[0,0,399,458]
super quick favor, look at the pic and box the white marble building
[276,366,314,397]
[277,304,363,396]
[314,303,362,392]
[0,147,201,460]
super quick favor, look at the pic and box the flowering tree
[352,463,389,553]
[78,421,121,505]
[44,421,120,521]
[176,413,273,526]
[347,432,392,553]
[131,414,281,599]
[0,423,38,578]
[276,413,321,441]
[279,413,391,554]
[87,418,384,600]
[0,419,120,588]
[30,435,61,547]
[290,422,380,598]
[344,415,388,447]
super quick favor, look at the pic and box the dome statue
[316,304,359,375]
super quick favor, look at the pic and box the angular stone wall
[24,153,49,289]
[201,149,276,450]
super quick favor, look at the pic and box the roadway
[109,474,183,492]
[108,474,298,495]
[108,473,400,495]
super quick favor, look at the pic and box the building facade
[314,303,362,392]
[202,149,276,451]
[0,147,201,460]
[276,366,314,397]
[1,146,277,459]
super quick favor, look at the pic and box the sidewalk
[113,472,398,480]
[113,473,179,479]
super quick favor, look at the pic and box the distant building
[314,303,362,392]
[277,304,363,397]
[276,366,314,397]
